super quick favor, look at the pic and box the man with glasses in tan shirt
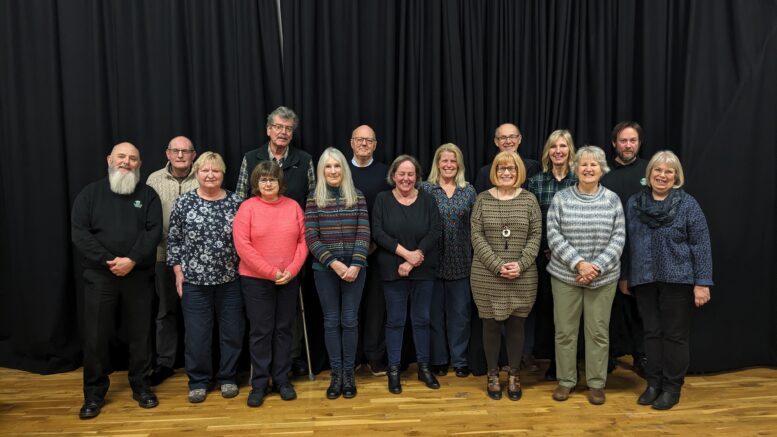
[146,136,199,386]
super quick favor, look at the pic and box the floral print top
[419,181,477,280]
[167,190,241,285]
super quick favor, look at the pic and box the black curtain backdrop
[1,0,775,374]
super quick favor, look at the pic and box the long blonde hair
[427,143,467,188]
[313,147,359,208]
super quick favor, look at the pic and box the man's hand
[107,257,136,277]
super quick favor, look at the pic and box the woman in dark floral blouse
[419,143,477,378]
[167,152,244,404]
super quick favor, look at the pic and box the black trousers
[609,285,645,358]
[357,253,386,363]
[153,262,180,369]
[242,275,298,390]
[633,282,694,393]
[81,268,155,402]
[532,254,556,360]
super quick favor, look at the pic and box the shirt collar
[268,144,289,162]
[351,157,374,167]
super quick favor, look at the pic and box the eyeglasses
[167,148,195,155]
[258,178,279,185]
[352,137,376,145]
[496,166,517,174]
[269,124,294,134]
[495,134,521,143]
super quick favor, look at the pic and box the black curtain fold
[0,0,285,373]
[1,0,775,374]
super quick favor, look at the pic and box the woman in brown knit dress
[470,151,542,401]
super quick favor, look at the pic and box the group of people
[71,107,713,419]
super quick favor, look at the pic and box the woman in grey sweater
[546,146,625,406]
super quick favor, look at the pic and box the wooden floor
[1,360,776,436]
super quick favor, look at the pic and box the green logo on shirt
[133,200,143,208]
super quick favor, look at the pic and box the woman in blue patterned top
[420,143,477,378]
[526,130,577,380]
[167,152,244,404]
[305,147,370,400]
[625,150,712,410]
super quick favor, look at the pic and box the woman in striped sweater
[305,147,370,399]
[546,145,626,406]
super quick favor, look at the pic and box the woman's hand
[575,261,600,283]
[275,270,293,285]
[499,262,521,279]
[694,285,711,307]
[342,266,361,283]
[398,262,414,277]
[173,266,184,298]
[404,249,425,267]
[330,260,348,278]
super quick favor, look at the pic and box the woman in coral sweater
[233,160,307,408]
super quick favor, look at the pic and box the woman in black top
[372,155,442,394]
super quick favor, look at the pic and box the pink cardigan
[233,195,307,280]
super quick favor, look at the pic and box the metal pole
[298,286,315,380]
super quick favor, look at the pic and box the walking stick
[299,285,315,380]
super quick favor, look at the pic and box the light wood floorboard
[1,361,776,436]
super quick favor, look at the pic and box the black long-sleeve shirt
[371,189,441,281]
[71,178,162,272]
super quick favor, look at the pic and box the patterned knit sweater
[546,184,625,288]
[304,186,370,271]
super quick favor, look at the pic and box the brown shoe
[486,369,501,400]
[507,369,522,401]
[552,385,573,401]
[588,388,606,405]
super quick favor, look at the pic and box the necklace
[495,188,514,249]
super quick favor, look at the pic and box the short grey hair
[266,106,299,130]
[645,150,685,189]
[571,145,610,175]
[386,154,423,187]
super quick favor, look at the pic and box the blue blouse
[167,190,242,285]
[626,190,713,288]
[419,181,477,280]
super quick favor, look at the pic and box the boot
[487,369,502,400]
[417,363,440,389]
[387,365,402,394]
[507,368,522,401]
[342,368,357,399]
[326,369,342,399]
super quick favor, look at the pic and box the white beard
[108,166,140,195]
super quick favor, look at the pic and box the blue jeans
[430,278,472,367]
[181,280,245,390]
[314,269,366,370]
[383,279,434,367]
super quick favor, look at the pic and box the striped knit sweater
[546,184,625,288]
[304,186,370,271]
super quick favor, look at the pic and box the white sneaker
[188,388,207,403]
[221,383,239,398]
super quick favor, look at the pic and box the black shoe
[638,386,661,405]
[342,369,357,399]
[633,354,648,379]
[521,354,540,372]
[417,363,440,389]
[387,365,402,394]
[368,360,387,376]
[149,366,174,386]
[327,370,343,399]
[454,366,471,378]
[652,391,680,410]
[291,360,308,377]
[247,387,267,407]
[277,382,297,401]
[544,361,557,381]
[78,400,103,419]
[132,391,159,409]
[431,364,448,376]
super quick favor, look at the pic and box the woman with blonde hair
[420,143,477,377]
[526,130,577,380]
[167,152,244,404]
[470,151,542,400]
[305,147,370,399]
[625,150,712,410]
